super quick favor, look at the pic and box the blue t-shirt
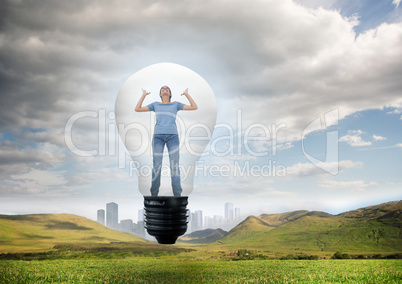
[147,101,185,135]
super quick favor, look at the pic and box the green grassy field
[1,202,400,282]
[0,259,400,283]
[2,201,401,256]
[214,206,402,255]
[0,214,146,253]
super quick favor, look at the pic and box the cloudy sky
[1,0,401,223]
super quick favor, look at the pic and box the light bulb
[115,63,217,244]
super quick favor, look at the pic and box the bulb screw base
[143,196,188,244]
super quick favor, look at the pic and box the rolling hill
[179,228,227,244]
[214,201,402,255]
[0,213,146,253]
[1,201,400,256]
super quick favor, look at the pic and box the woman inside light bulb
[135,86,198,197]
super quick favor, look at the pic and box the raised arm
[181,88,198,111]
[135,89,150,112]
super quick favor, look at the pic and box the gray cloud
[2,1,401,135]
[0,141,65,179]
[0,0,401,211]
[285,160,363,178]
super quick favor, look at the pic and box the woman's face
[160,86,171,100]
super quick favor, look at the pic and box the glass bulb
[115,63,217,243]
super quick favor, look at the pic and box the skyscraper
[97,209,105,226]
[120,219,134,233]
[225,202,234,221]
[204,216,210,229]
[190,210,203,232]
[106,202,118,229]
[214,215,224,227]
[195,210,203,230]
[137,209,145,238]
[235,207,241,222]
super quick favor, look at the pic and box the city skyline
[96,201,243,238]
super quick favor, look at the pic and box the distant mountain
[179,228,227,244]
[338,201,402,219]
[0,213,146,253]
[259,210,332,227]
[214,201,402,255]
[1,201,400,256]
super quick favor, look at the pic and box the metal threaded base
[144,196,188,244]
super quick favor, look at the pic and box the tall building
[137,209,145,238]
[214,215,224,228]
[106,202,118,229]
[138,209,144,222]
[195,210,203,230]
[97,209,105,226]
[120,219,134,233]
[190,210,203,232]
[225,202,234,221]
[235,207,241,222]
[204,216,213,229]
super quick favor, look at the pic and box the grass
[0,259,400,283]
[0,242,195,261]
[0,214,145,253]
[0,203,400,282]
[2,201,401,256]
[214,213,402,255]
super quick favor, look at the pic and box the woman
[135,86,198,197]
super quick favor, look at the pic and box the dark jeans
[150,134,183,197]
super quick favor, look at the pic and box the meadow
[0,258,401,283]
[1,203,400,283]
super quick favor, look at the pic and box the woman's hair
[159,86,172,102]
